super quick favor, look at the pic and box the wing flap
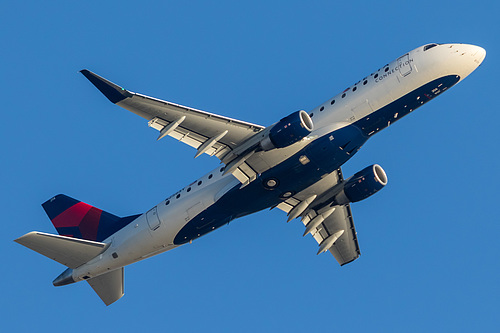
[119,93,262,159]
[301,203,360,265]
[316,204,360,265]
[15,231,108,268]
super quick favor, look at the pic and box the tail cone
[53,268,75,286]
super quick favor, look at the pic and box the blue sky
[2,1,498,331]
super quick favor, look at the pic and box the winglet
[80,69,133,104]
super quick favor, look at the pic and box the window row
[165,166,226,205]
[315,64,391,115]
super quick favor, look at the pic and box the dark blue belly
[173,75,460,244]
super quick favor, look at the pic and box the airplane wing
[275,168,361,265]
[305,203,360,265]
[80,70,265,161]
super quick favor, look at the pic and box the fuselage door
[397,53,412,77]
[146,207,161,231]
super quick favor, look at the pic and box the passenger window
[320,106,324,111]
[330,100,335,105]
[208,174,213,179]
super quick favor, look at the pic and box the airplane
[15,43,485,305]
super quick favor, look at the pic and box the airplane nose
[446,44,486,80]
[462,44,486,65]
[472,45,486,66]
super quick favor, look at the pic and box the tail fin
[42,194,140,242]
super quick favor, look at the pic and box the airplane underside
[15,43,484,305]
[174,74,461,244]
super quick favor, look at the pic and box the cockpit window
[424,44,438,51]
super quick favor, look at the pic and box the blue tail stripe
[95,213,141,242]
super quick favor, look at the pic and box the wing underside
[80,70,264,161]
[276,168,361,265]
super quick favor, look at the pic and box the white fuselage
[71,43,485,282]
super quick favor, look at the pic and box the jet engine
[221,110,314,176]
[334,164,388,205]
[260,110,313,150]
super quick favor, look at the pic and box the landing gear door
[146,207,161,230]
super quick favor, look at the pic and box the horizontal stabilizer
[15,231,108,268]
[87,268,124,306]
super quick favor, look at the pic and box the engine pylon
[287,195,317,222]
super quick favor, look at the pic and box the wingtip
[79,69,93,80]
[14,231,38,244]
[80,69,132,104]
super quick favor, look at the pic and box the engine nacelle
[335,164,388,204]
[260,110,313,150]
